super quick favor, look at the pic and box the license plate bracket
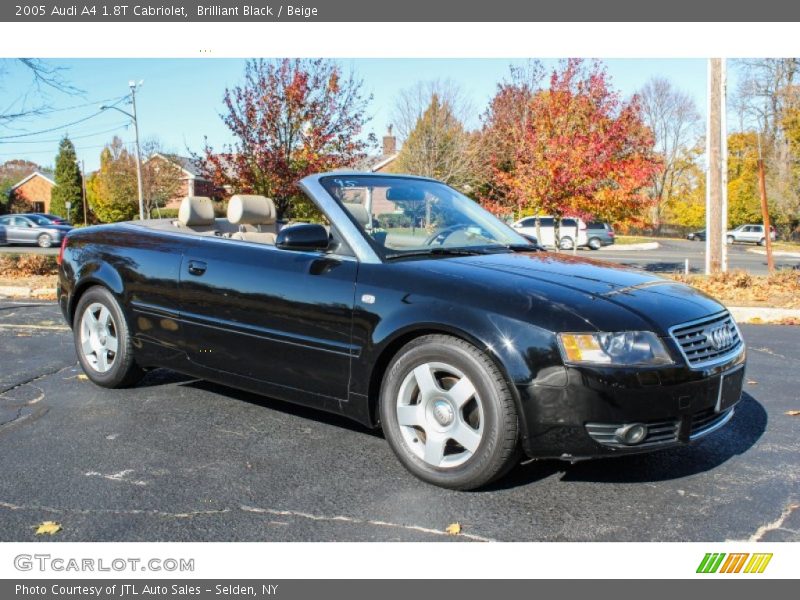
[716,366,745,413]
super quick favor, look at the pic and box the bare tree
[0,59,82,125]
[391,80,479,188]
[638,77,703,228]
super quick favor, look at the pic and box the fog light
[615,423,648,446]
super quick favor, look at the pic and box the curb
[746,248,800,259]
[729,306,800,324]
[602,242,660,251]
[0,286,57,299]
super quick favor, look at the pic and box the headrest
[178,197,215,227]
[227,195,276,225]
[344,203,370,227]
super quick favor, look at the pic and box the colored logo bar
[697,553,773,574]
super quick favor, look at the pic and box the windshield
[320,175,531,258]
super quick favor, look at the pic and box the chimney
[382,125,396,156]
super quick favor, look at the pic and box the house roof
[148,153,206,179]
[10,170,56,190]
[369,153,399,172]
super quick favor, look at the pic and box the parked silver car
[726,224,776,246]
[0,214,73,248]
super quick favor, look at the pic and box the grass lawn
[614,235,658,245]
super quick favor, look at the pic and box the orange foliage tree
[480,59,662,228]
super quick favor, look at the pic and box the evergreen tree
[50,136,83,221]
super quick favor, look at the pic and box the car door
[177,236,358,400]
[5,217,33,244]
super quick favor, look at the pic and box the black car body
[57,173,746,489]
[687,230,706,241]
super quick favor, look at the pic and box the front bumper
[516,350,746,460]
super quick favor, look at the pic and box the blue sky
[0,58,714,172]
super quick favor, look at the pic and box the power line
[0,122,130,145]
[0,111,106,141]
[0,140,136,158]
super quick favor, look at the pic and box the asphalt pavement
[0,300,797,542]
[593,238,800,275]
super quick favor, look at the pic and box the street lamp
[101,80,145,220]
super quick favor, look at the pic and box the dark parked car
[58,173,746,490]
[585,221,615,249]
[0,213,73,248]
[31,212,72,226]
[687,230,706,241]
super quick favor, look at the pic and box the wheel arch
[67,267,125,327]
[364,323,530,445]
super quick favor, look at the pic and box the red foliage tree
[481,59,662,226]
[200,59,375,218]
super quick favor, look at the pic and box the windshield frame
[317,174,531,261]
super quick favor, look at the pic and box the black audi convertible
[57,173,746,489]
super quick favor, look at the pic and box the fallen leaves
[668,269,800,310]
[786,410,800,417]
[445,522,462,536]
[747,379,758,385]
[34,521,62,536]
[77,374,88,381]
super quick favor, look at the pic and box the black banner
[3,0,800,22]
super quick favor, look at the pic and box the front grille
[670,312,743,369]
[586,417,678,449]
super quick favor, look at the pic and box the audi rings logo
[705,325,734,351]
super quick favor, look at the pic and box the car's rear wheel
[37,233,52,248]
[379,335,519,490]
[726,235,735,245]
[559,236,574,250]
[588,237,602,250]
[758,237,766,246]
[74,286,143,388]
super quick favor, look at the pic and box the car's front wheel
[726,235,735,245]
[74,286,144,388]
[37,233,52,248]
[758,237,766,246]
[559,236,575,250]
[379,335,519,490]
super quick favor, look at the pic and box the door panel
[178,238,358,400]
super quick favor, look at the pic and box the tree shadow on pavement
[490,392,766,490]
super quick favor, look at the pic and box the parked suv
[512,216,589,250]
[585,221,615,249]
[726,224,776,246]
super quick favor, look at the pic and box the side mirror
[276,223,330,251]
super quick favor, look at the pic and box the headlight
[557,331,673,366]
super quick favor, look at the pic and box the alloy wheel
[396,361,484,468]
[79,302,119,373]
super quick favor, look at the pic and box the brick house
[367,127,401,217]
[7,171,56,213]
[146,153,223,208]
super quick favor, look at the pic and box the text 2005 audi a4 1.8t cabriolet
[57,173,746,489]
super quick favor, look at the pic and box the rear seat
[227,195,277,245]
[174,196,219,235]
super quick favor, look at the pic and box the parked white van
[511,216,589,250]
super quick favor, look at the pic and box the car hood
[44,224,73,232]
[421,251,726,333]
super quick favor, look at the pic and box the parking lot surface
[0,300,797,542]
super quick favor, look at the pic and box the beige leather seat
[344,202,371,228]
[176,196,217,234]
[227,195,278,245]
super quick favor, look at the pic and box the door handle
[187,260,207,276]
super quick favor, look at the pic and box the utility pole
[756,134,775,272]
[129,81,145,220]
[80,159,88,226]
[100,80,145,220]
[705,58,727,274]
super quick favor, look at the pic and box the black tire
[73,286,144,388]
[37,233,52,248]
[379,334,519,490]
[559,236,574,250]
[726,235,735,245]
[588,237,602,250]
[758,238,766,246]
